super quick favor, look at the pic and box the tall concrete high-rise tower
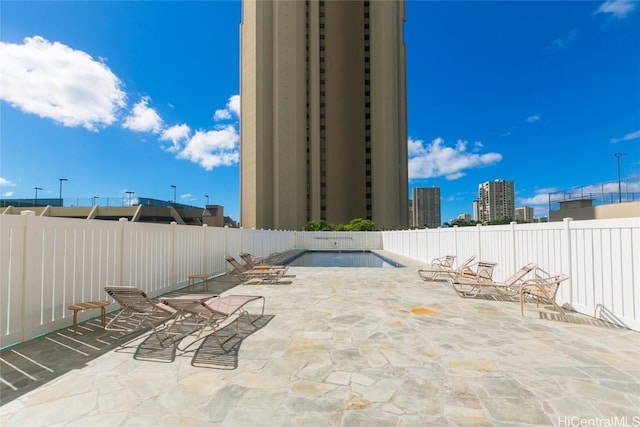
[240,0,408,230]
[477,179,515,224]
[412,187,441,228]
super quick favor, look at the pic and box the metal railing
[548,176,640,210]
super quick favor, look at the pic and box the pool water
[284,250,403,268]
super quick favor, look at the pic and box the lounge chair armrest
[533,266,552,280]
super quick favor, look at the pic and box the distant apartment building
[240,0,408,230]
[477,179,515,224]
[456,213,471,222]
[515,206,534,223]
[472,199,480,222]
[412,187,441,228]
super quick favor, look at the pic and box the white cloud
[0,36,126,131]
[611,130,640,143]
[517,187,560,217]
[228,94,240,116]
[526,114,541,123]
[0,177,15,187]
[160,124,191,152]
[213,94,240,121]
[214,109,231,120]
[550,28,579,49]
[408,137,503,180]
[177,125,240,170]
[595,0,636,18]
[122,96,163,133]
[2,191,15,197]
[180,193,196,201]
[518,192,557,206]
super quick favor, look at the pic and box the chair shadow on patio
[132,314,275,367]
[538,310,629,329]
[471,293,629,329]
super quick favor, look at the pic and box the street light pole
[92,196,100,206]
[615,153,626,203]
[205,194,209,206]
[170,185,176,204]
[59,178,68,207]
[34,187,42,206]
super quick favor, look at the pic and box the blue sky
[1,0,639,225]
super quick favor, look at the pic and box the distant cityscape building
[412,187,441,228]
[240,0,408,230]
[456,213,471,222]
[515,206,534,223]
[477,179,515,224]
[472,199,480,222]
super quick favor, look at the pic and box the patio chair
[520,273,570,321]
[161,294,265,349]
[225,255,286,284]
[456,260,498,281]
[418,255,476,281]
[104,286,180,347]
[448,262,536,298]
[239,252,289,273]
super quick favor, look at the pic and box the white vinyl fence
[1,214,638,348]
[0,213,293,347]
[382,217,640,331]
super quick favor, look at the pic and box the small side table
[68,300,110,335]
[188,274,210,291]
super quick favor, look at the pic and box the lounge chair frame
[449,262,536,298]
[418,255,477,282]
[104,286,179,348]
[520,274,570,321]
[239,253,288,272]
[161,294,265,350]
[225,256,286,284]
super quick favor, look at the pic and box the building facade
[477,179,515,224]
[240,0,408,230]
[412,187,441,228]
[515,206,534,223]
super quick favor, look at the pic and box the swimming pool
[284,250,403,268]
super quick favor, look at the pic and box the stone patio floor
[1,251,639,426]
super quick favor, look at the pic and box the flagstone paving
[1,251,639,426]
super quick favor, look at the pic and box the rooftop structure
[548,176,640,221]
[0,199,231,226]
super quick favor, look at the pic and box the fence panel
[0,215,26,346]
[172,224,209,285]
[294,231,381,250]
[120,221,174,296]
[568,218,639,330]
[205,227,230,275]
[9,216,122,342]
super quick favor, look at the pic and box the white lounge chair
[448,262,536,298]
[418,255,476,281]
